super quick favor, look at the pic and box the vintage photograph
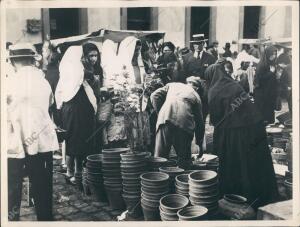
[1,0,299,225]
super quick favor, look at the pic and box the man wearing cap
[7,43,59,221]
[150,77,205,169]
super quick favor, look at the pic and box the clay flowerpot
[148,157,168,171]
[141,184,169,194]
[141,191,168,201]
[159,206,178,221]
[142,197,160,208]
[159,194,189,214]
[140,172,169,186]
[189,170,218,185]
[105,186,126,210]
[141,203,160,221]
[176,174,189,188]
[102,148,130,156]
[177,205,208,221]
[87,154,102,163]
[218,194,256,220]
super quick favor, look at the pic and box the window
[49,8,80,39]
[190,7,211,41]
[127,7,151,30]
[243,6,261,39]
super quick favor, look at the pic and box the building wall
[157,7,186,48]
[6,8,43,44]
[263,6,290,39]
[215,6,240,52]
[87,8,121,32]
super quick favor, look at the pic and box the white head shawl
[55,45,97,113]
[117,36,146,84]
[101,39,118,87]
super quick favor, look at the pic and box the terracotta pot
[159,206,178,221]
[141,197,160,208]
[88,180,107,202]
[141,191,168,201]
[87,154,102,163]
[105,186,125,210]
[176,174,189,188]
[188,170,218,185]
[159,194,189,214]
[102,148,130,156]
[140,172,169,185]
[218,194,256,220]
[141,203,160,221]
[177,205,208,221]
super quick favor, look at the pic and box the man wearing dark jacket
[150,77,205,169]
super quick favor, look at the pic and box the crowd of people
[6,33,292,221]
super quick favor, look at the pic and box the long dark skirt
[213,122,278,208]
[61,86,95,157]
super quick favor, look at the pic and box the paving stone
[53,214,63,221]
[19,207,35,216]
[19,214,36,221]
[56,206,79,216]
[81,205,100,213]
[91,201,108,208]
[92,211,113,221]
[111,210,123,216]
[66,212,94,221]
[72,201,90,209]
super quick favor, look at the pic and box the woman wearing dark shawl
[253,45,278,124]
[204,63,278,208]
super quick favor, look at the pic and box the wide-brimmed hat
[8,43,39,59]
[190,34,208,43]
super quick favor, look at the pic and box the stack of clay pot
[85,154,106,201]
[159,194,189,221]
[148,157,168,171]
[120,152,150,217]
[140,172,170,221]
[175,174,189,197]
[188,170,219,217]
[177,205,208,221]
[102,148,129,209]
[159,167,184,193]
[82,166,91,196]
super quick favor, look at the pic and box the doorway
[243,6,261,39]
[190,7,211,43]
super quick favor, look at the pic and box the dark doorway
[127,7,151,30]
[49,8,80,39]
[190,7,211,42]
[243,6,261,39]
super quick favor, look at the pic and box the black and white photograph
[1,0,299,226]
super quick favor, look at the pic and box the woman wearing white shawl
[55,43,102,184]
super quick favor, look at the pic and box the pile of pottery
[175,174,189,197]
[85,154,106,201]
[140,172,170,221]
[121,152,150,217]
[159,167,184,193]
[159,194,189,221]
[148,157,168,171]
[102,148,129,209]
[188,170,219,217]
[177,205,208,221]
